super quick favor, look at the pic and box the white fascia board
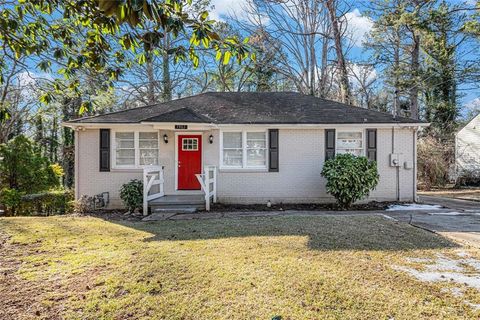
[216,123,429,129]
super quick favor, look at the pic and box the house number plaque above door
[175,125,188,129]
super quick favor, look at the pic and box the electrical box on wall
[390,153,402,167]
[404,161,413,170]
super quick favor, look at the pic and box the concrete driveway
[385,195,480,247]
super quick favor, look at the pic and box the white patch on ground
[427,211,465,216]
[428,211,480,216]
[465,301,480,310]
[441,287,464,297]
[394,253,480,309]
[386,204,443,211]
[379,214,397,221]
[457,250,471,258]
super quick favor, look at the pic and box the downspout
[392,127,400,201]
[74,130,79,200]
[413,128,418,202]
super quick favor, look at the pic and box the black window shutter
[325,129,336,160]
[99,129,110,172]
[268,129,279,172]
[366,129,377,161]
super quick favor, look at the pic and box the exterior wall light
[209,134,214,144]
[163,134,169,144]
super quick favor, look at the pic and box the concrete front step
[153,207,198,214]
[149,195,204,206]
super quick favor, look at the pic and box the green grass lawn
[1,215,479,319]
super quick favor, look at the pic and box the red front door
[177,135,202,190]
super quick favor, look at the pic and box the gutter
[62,121,430,130]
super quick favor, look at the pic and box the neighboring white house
[63,92,427,212]
[456,113,480,181]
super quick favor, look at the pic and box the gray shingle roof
[68,92,423,125]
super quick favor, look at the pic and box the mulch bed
[75,201,405,222]
[208,201,404,212]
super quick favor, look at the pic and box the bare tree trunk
[162,35,172,102]
[325,0,351,105]
[319,37,329,98]
[146,57,156,104]
[409,31,420,119]
[393,29,401,117]
[62,98,76,189]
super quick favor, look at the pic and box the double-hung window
[336,131,363,156]
[114,131,159,168]
[222,131,267,169]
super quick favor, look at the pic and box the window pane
[247,149,266,166]
[336,131,363,156]
[116,132,134,139]
[182,138,198,151]
[247,132,266,148]
[116,149,135,165]
[140,150,159,165]
[139,140,158,149]
[338,132,362,139]
[223,149,243,167]
[139,132,157,140]
[337,139,362,149]
[337,149,362,156]
[117,140,135,148]
[223,132,242,148]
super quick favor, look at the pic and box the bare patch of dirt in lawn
[0,231,103,320]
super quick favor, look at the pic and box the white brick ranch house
[64,92,427,213]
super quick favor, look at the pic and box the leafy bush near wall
[0,189,73,216]
[120,179,143,212]
[321,154,379,209]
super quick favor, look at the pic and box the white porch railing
[143,166,165,215]
[195,165,217,211]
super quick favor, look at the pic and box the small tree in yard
[321,154,379,209]
[120,179,143,213]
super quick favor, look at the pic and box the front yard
[1,215,480,319]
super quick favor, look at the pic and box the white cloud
[348,63,377,87]
[344,8,373,47]
[17,71,52,87]
[465,97,480,113]
[210,0,247,21]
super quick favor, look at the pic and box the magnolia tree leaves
[0,0,254,122]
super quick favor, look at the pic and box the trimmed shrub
[321,154,379,209]
[0,189,73,216]
[120,179,143,212]
[20,190,74,216]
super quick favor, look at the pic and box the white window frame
[112,130,160,169]
[335,129,365,156]
[220,129,268,169]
